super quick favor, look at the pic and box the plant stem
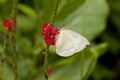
[83,58,95,80]
[0,60,5,80]
[80,0,88,80]
[44,0,59,79]
[11,36,18,80]
[51,0,59,27]
[80,51,84,80]
[0,34,9,80]
[10,0,18,80]
[0,40,7,80]
[44,45,49,80]
[11,0,17,22]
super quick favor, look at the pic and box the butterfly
[56,28,90,57]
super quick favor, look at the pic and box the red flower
[44,35,55,45]
[47,68,53,75]
[41,22,59,46]
[2,19,13,32]
[50,26,59,35]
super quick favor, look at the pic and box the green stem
[44,45,49,80]
[80,0,88,80]
[80,51,84,80]
[0,33,9,80]
[11,0,17,22]
[51,0,59,27]
[0,0,18,80]
[10,0,18,80]
[83,58,95,80]
[11,36,18,80]
[44,0,59,79]
[43,0,59,79]
[0,60,5,80]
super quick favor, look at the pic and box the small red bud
[47,68,53,75]
[3,19,13,27]
[2,19,14,32]
[41,22,59,46]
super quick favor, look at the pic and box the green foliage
[18,4,37,18]
[0,0,119,80]
[109,0,120,32]
[0,0,7,3]
[61,0,109,40]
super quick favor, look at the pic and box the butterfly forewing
[56,29,90,57]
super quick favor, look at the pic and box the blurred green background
[0,0,120,80]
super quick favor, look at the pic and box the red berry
[43,23,51,28]
[43,23,52,31]
[51,27,59,35]
[3,19,13,27]
[41,31,48,36]
[47,69,53,75]
[44,35,55,45]
[2,19,13,32]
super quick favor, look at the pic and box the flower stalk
[51,0,59,28]
[10,0,18,80]
[0,58,5,80]
[0,9,13,80]
[43,0,59,80]
[44,45,49,80]
[0,34,9,80]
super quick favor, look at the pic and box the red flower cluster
[3,19,13,32]
[41,22,59,46]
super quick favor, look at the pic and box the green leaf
[47,52,95,80]
[90,43,108,58]
[39,0,85,23]
[18,4,37,18]
[57,0,109,41]
[101,33,120,54]
[34,43,108,80]
[49,62,82,80]
[57,0,85,20]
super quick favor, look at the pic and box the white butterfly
[56,28,90,57]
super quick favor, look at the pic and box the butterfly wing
[56,29,90,57]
